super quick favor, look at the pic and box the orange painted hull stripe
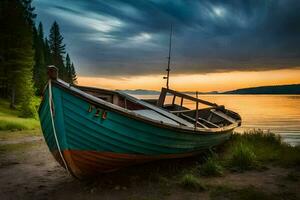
[51,150,202,178]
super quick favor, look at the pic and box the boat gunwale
[39,79,239,135]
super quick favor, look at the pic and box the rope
[48,80,70,174]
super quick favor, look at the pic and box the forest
[0,0,77,118]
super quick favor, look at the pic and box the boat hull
[39,81,234,177]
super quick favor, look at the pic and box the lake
[133,94,300,146]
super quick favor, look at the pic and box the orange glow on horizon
[77,68,300,92]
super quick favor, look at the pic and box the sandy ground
[0,132,299,200]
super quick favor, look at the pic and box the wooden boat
[39,66,241,178]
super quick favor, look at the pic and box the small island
[224,84,300,94]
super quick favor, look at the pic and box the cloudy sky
[34,0,300,91]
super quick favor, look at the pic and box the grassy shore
[0,99,40,131]
[174,130,300,199]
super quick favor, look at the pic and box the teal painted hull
[39,81,233,176]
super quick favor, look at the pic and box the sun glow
[77,68,300,92]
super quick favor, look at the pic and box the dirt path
[0,132,299,200]
[0,136,71,200]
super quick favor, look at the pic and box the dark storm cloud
[34,0,300,76]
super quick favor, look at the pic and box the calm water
[133,94,300,146]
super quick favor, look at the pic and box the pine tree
[65,53,72,83]
[49,21,66,80]
[44,38,52,65]
[47,21,77,83]
[70,62,77,84]
[33,22,47,94]
[21,0,36,26]
[65,54,77,84]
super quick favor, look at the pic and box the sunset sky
[34,0,300,92]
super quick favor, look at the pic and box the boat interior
[75,85,241,129]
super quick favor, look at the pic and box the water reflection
[134,94,300,146]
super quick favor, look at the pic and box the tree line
[33,21,77,94]
[0,0,77,117]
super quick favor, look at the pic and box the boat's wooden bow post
[46,66,58,118]
[47,65,58,80]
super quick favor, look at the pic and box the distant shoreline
[130,93,300,96]
[119,83,300,95]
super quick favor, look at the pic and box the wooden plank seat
[169,109,191,114]
[198,117,220,128]
[180,113,208,128]
[211,109,237,124]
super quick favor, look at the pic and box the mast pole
[165,24,172,89]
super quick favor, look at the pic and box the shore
[0,130,299,200]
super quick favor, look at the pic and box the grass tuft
[229,142,257,171]
[179,174,206,192]
[234,129,282,146]
[222,130,300,168]
[198,154,224,176]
